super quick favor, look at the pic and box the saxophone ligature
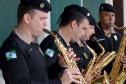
[43,29,86,83]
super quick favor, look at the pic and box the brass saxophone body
[43,29,86,83]
[89,37,116,84]
[80,38,97,82]
[104,25,126,84]
[91,51,116,84]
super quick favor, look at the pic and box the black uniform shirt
[0,31,61,84]
[70,42,92,71]
[90,22,121,54]
[40,31,67,79]
[41,31,92,79]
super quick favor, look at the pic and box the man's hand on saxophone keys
[121,55,126,66]
[121,54,126,74]
[58,48,80,68]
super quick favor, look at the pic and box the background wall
[50,0,105,31]
[50,0,81,31]
[83,0,104,22]
[0,0,19,46]
[0,0,105,47]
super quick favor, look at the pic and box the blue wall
[83,0,104,22]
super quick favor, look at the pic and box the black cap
[19,0,52,12]
[67,5,96,26]
[64,4,91,19]
[88,15,96,26]
[99,3,116,13]
[81,7,96,26]
[80,7,91,19]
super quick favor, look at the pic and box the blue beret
[99,3,116,13]
[20,0,52,12]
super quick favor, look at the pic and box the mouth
[80,35,86,41]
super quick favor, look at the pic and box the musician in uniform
[0,0,82,84]
[40,4,99,83]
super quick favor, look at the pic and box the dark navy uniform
[90,22,121,54]
[40,6,95,79]
[0,31,61,84]
[88,22,121,74]
[40,31,68,79]
[70,42,92,71]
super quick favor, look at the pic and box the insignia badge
[83,52,88,59]
[45,48,54,58]
[40,2,44,8]
[5,50,17,61]
[114,35,118,41]
[97,38,105,42]
[87,12,90,16]
[101,6,103,10]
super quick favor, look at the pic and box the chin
[86,38,90,41]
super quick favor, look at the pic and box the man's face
[72,19,91,41]
[85,25,95,40]
[28,10,48,38]
[99,11,115,26]
[83,24,94,40]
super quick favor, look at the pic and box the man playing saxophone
[40,4,101,84]
[69,7,102,83]
[88,3,126,83]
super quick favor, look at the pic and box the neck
[101,22,111,34]
[58,27,72,46]
[15,24,35,44]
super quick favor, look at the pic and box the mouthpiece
[43,29,55,37]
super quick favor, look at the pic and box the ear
[24,13,31,24]
[71,20,77,29]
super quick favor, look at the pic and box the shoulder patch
[5,50,17,61]
[45,48,54,58]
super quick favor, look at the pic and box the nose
[109,15,113,22]
[44,21,47,26]
[90,26,95,35]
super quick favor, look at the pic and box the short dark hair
[57,4,88,27]
[17,4,33,25]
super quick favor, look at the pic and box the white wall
[105,0,113,5]
[81,0,83,6]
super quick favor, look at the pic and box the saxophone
[104,25,126,84]
[89,37,116,84]
[80,38,97,83]
[43,29,86,83]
